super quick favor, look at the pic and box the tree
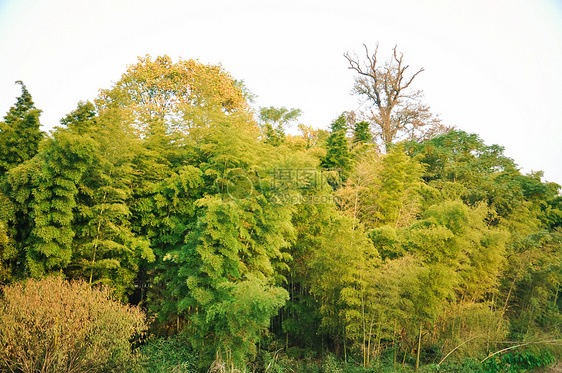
[352,120,371,146]
[335,150,381,231]
[344,45,447,150]
[338,144,424,232]
[321,114,352,182]
[4,131,96,278]
[169,195,294,367]
[0,81,43,175]
[309,212,377,360]
[297,124,329,151]
[63,113,154,298]
[501,231,562,339]
[407,130,559,231]
[96,55,297,365]
[258,106,302,146]
[59,100,97,134]
[96,55,253,137]
[375,144,425,228]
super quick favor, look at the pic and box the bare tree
[344,44,449,150]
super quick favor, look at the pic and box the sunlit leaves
[0,81,43,175]
[171,194,294,366]
[67,112,154,297]
[5,132,96,278]
[258,106,302,146]
[96,55,253,137]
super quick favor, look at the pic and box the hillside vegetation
[0,53,561,372]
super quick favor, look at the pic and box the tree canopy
[0,52,560,373]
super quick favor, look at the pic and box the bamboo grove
[0,53,561,371]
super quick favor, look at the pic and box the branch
[392,45,424,91]
[439,336,481,365]
[364,43,378,75]
[345,44,382,108]
[402,67,424,90]
[480,340,562,363]
[344,46,378,81]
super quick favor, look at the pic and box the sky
[0,0,561,185]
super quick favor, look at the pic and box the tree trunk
[415,323,422,371]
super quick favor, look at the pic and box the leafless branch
[344,43,445,148]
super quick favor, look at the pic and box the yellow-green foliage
[0,277,146,373]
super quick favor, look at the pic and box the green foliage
[0,192,16,283]
[375,144,424,228]
[483,348,556,373]
[140,164,204,312]
[409,201,508,300]
[434,302,508,363]
[0,81,44,175]
[205,278,289,363]
[134,335,197,373]
[418,358,486,372]
[337,144,424,232]
[1,57,561,372]
[501,230,562,338]
[329,113,348,133]
[65,113,154,297]
[0,277,146,373]
[276,201,337,350]
[336,150,382,230]
[352,121,371,146]
[59,100,97,134]
[169,195,293,366]
[259,106,302,146]
[309,212,379,356]
[322,131,351,175]
[406,130,558,232]
[322,114,352,182]
[5,130,96,278]
[407,130,517,185]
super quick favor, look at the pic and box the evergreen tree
[352,120,371,146]
[0,81,43,175]
[4,131,96,278]
[64,113,154,298]
[321,114,352,182]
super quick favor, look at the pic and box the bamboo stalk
[438,336,479,365]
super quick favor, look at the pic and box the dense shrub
[483,348,556,373]
[0,276,146,373]
[133,335,197,373]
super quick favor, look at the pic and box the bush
[483,348,556,373]
[0,276,146,373]
[418,358,485,372]
[134,335,197,373]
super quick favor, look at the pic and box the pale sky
[1,0,561,185]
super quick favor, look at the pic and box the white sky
[1,0,561,185]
